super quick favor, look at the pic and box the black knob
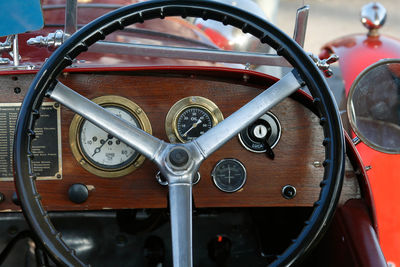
[0,192,5,203]
[282,185,296,199]
[169,148,189,167]
[68,184,89,204]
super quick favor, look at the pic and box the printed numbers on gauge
[69,95,152,178]
[176,107,213,142]
[79,106,139,169]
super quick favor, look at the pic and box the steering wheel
[14,1,344,266]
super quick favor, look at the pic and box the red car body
[321,24,400,267]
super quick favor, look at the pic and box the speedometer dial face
[79,106,139,169]
[165,96,224,143]
[176,107,213,142]
[69,95,152,178]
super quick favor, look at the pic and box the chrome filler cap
[361,2,387,36]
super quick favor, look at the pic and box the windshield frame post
[65,0,77,38]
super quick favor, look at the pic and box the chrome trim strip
[90,41,291,67]
[43,4,124,10]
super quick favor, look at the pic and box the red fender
[321,33,400,266]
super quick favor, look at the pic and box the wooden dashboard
[0,68,359,211]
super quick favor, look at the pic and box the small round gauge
[165,96,223,143]
[69,95,152,178]
[212,159,246,193]
[238,112,281,153]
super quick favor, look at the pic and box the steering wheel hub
[168,147,190,169]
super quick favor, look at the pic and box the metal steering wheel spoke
[194,70,303,158]
[50,80,167,161]
[51,79,201,267]
[156,143,204,267]
[160,71,304,267]
[168,181,193,267]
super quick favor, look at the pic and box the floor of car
[0,207,313,266]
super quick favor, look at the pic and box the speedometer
[79,106,138,169]
[69,95,152,178]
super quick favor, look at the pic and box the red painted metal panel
[321,33,400,266]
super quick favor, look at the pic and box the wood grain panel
[0,69,358,211]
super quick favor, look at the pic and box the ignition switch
[238,112,281,158]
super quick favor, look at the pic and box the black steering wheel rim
[14,1,344,266]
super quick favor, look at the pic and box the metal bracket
[27,0,77,51]
[0,35,22,67]
[293,5,309,48]
[0,36,14,65]
[352,136,361,145]
[0,36,13,53]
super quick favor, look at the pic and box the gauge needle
[92,135,112,157]
[228,165,231,184]
[182,118,202,137]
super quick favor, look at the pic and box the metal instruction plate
[0,102,62,181]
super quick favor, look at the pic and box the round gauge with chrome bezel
[238,111,281,153]
[69,95,152,178]
[165,96,224,143]
[212,158,247,193]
